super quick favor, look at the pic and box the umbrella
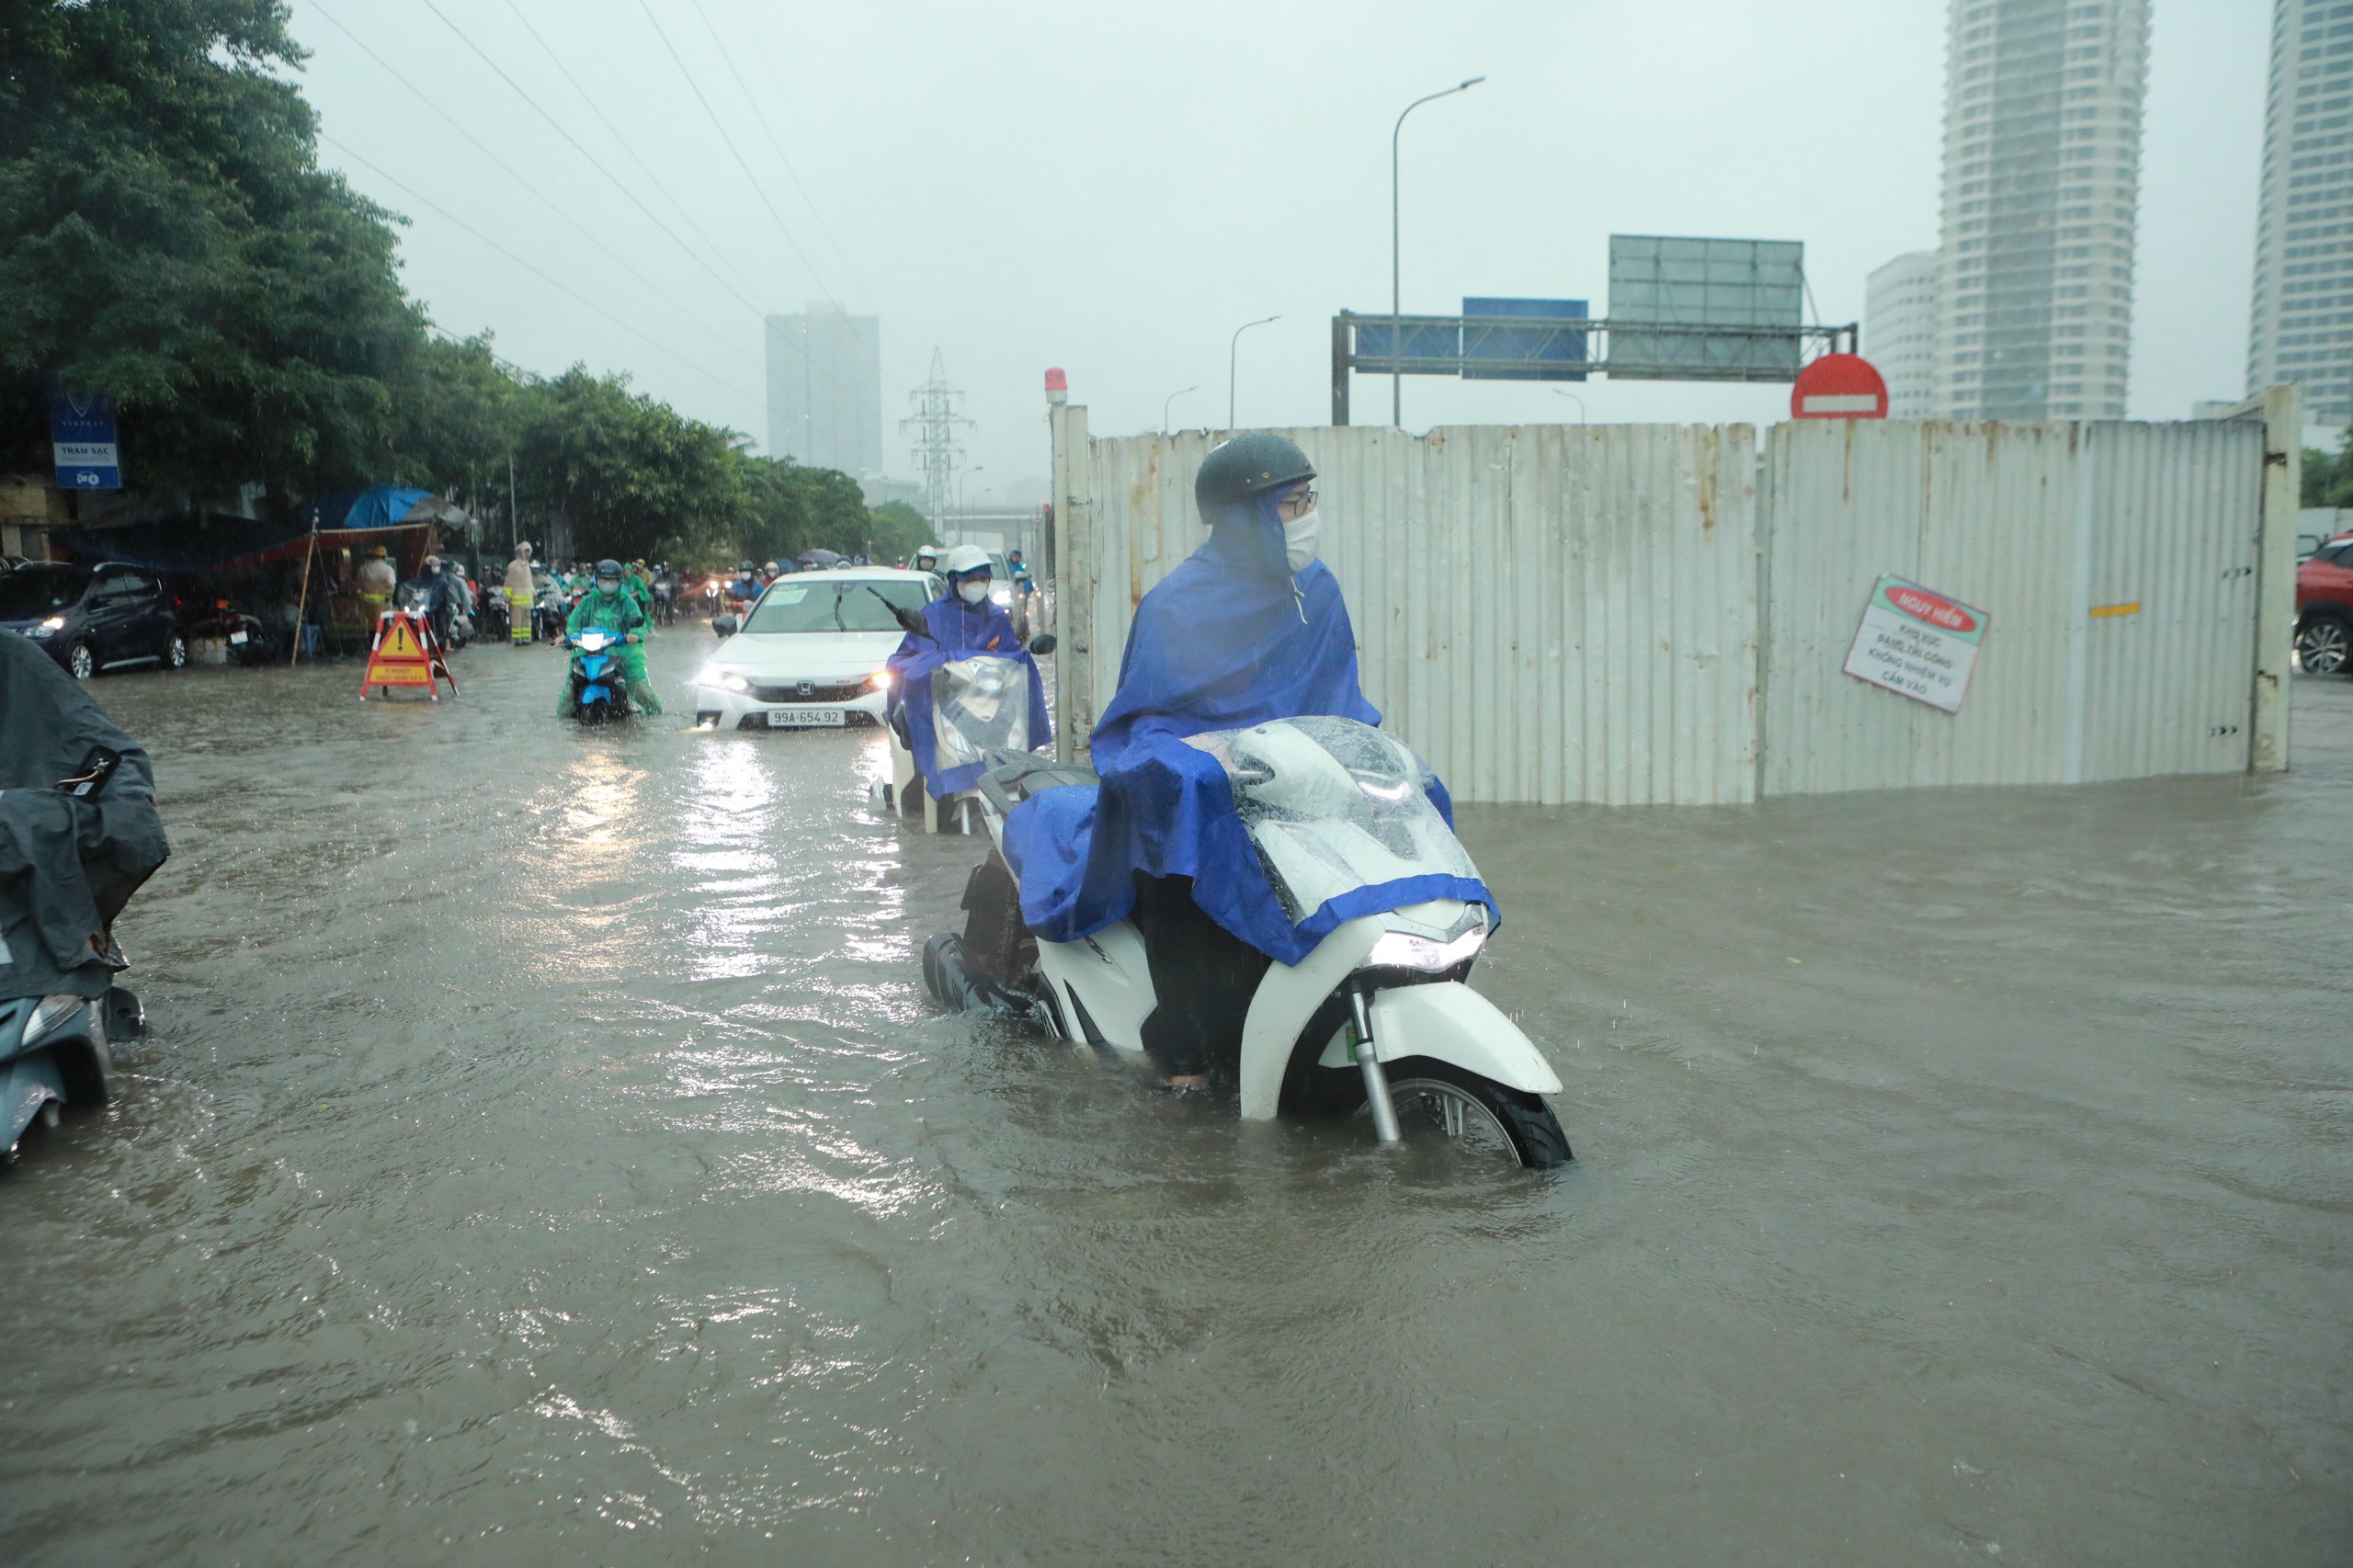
[794,548,845,569]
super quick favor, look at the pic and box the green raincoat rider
[560,559,664,715]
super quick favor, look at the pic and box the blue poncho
[889,595,1050,797]
[1003,492,1491,964]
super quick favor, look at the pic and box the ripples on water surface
[0,642,2347,1565]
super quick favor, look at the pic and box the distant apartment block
[2248,0,2353,430]
[1934,0,2151,420]
[1866,250,1943,417]
[765,304,881,475]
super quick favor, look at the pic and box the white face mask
[1282,508,1321,573]
[958,580,989,605]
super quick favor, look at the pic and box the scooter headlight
[24,994,87,1047]
[1362,926,1486,972]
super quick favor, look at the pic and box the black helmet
[595,558,623,582]
[1195,433,1314,519]
[738,560,756,574]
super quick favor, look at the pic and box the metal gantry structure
[901,348,973,520]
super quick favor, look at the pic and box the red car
[2298,535,2353,676]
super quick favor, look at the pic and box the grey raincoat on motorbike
[0,634,170,1000]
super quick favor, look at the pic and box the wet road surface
[1,630,2347,1565]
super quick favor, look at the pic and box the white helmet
[940,544,990,575]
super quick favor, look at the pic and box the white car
[688,566,941,730]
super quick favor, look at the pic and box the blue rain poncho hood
[890,594,1050,796]
[1002,490,1492,963]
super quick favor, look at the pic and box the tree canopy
[0,0,914,564]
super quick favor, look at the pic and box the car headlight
[869,669,893,690]
[695,665,752,693]
[991,586,1012,605]
[29,616,63,638]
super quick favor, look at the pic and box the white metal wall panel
[2075,421,2264,781]
[1074,423,1758,805]
[1761,419,2264,795]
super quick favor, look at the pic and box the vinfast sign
[1842,574,1987,713]
[48,390,121,490]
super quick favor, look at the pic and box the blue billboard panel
[1461,297,1588,381]
[48,391,121,490]
[1351,317,1462,371]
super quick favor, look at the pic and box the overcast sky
[290,0,2267,507]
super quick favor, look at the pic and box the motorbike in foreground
[563,629,632,723]
[924,716,1572,1168]
[0,635,168,1167]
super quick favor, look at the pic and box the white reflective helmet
[940,544,990,575]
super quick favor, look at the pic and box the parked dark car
[0,562,186,679]
[2295,535,2353,676]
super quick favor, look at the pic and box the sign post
[47,391,121,489]
[1842,575,1986,713]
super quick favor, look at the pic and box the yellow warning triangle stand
[360,608,457,700]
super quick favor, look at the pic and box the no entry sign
[1790,353,1888,420]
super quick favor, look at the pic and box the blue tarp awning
[290,487,436,532]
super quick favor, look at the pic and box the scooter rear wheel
[1357,1056,1572,1169]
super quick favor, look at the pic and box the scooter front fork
[1351,988,1402,1145]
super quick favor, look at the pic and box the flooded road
[2,631,2347,1565]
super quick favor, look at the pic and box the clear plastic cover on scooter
[929,656,1035,774]
[1183,716,1483,926]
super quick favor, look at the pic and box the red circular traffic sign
[1790,353,1889,419]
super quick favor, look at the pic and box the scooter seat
[978,752,1098,816]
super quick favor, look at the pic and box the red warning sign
[1790,353,1890,420]
[359,609,456,701]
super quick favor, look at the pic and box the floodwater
[1,629,2347,1567]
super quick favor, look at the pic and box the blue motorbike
[563,628,632,723]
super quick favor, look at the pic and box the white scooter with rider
[875,545,1053,833]
[922,436,1571,1168]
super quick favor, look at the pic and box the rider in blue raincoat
[996,433,1486,1087]
[888,545,1050,796]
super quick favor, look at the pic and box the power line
[320,132,764,408]
[413,0,771,323]
[630,0,838,309]
[307,0,753,369]
[494,0,770,312]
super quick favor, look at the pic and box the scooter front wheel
[1357,1056,1572,1169]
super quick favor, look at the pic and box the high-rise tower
[765,304,881,474]
[1866,250,1943,418]
[1934,0,2151,421]
[2247,0,2353,430]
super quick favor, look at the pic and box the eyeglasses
[1275,487,1318,520]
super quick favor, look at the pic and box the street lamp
[1229,316,1279,430]
[1552,390,1586,423]
[1163,385,1200,434]
[1392,74,1485,428]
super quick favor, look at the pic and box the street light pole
[1163,385,1200,434]
[1229,317,1279,430]
[1392,75,1484,429]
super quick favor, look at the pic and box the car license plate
[228,630,248,644]
[767,706,845,728]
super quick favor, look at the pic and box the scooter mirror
[711,615,738,638]
[1027,633,1057,656]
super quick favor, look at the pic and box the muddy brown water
[0,632,2347,1565]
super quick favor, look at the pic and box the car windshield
[742,578,930,633]
[0,566,89,615]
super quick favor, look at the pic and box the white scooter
[872,610,1055,835]
[924,716,1572,1168]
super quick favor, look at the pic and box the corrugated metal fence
[1073,423,1758,805]
[1052,408,2285,805]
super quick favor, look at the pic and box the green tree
[866,499,931,563]
[0,0,425,507]
[2303,432,2353,509]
